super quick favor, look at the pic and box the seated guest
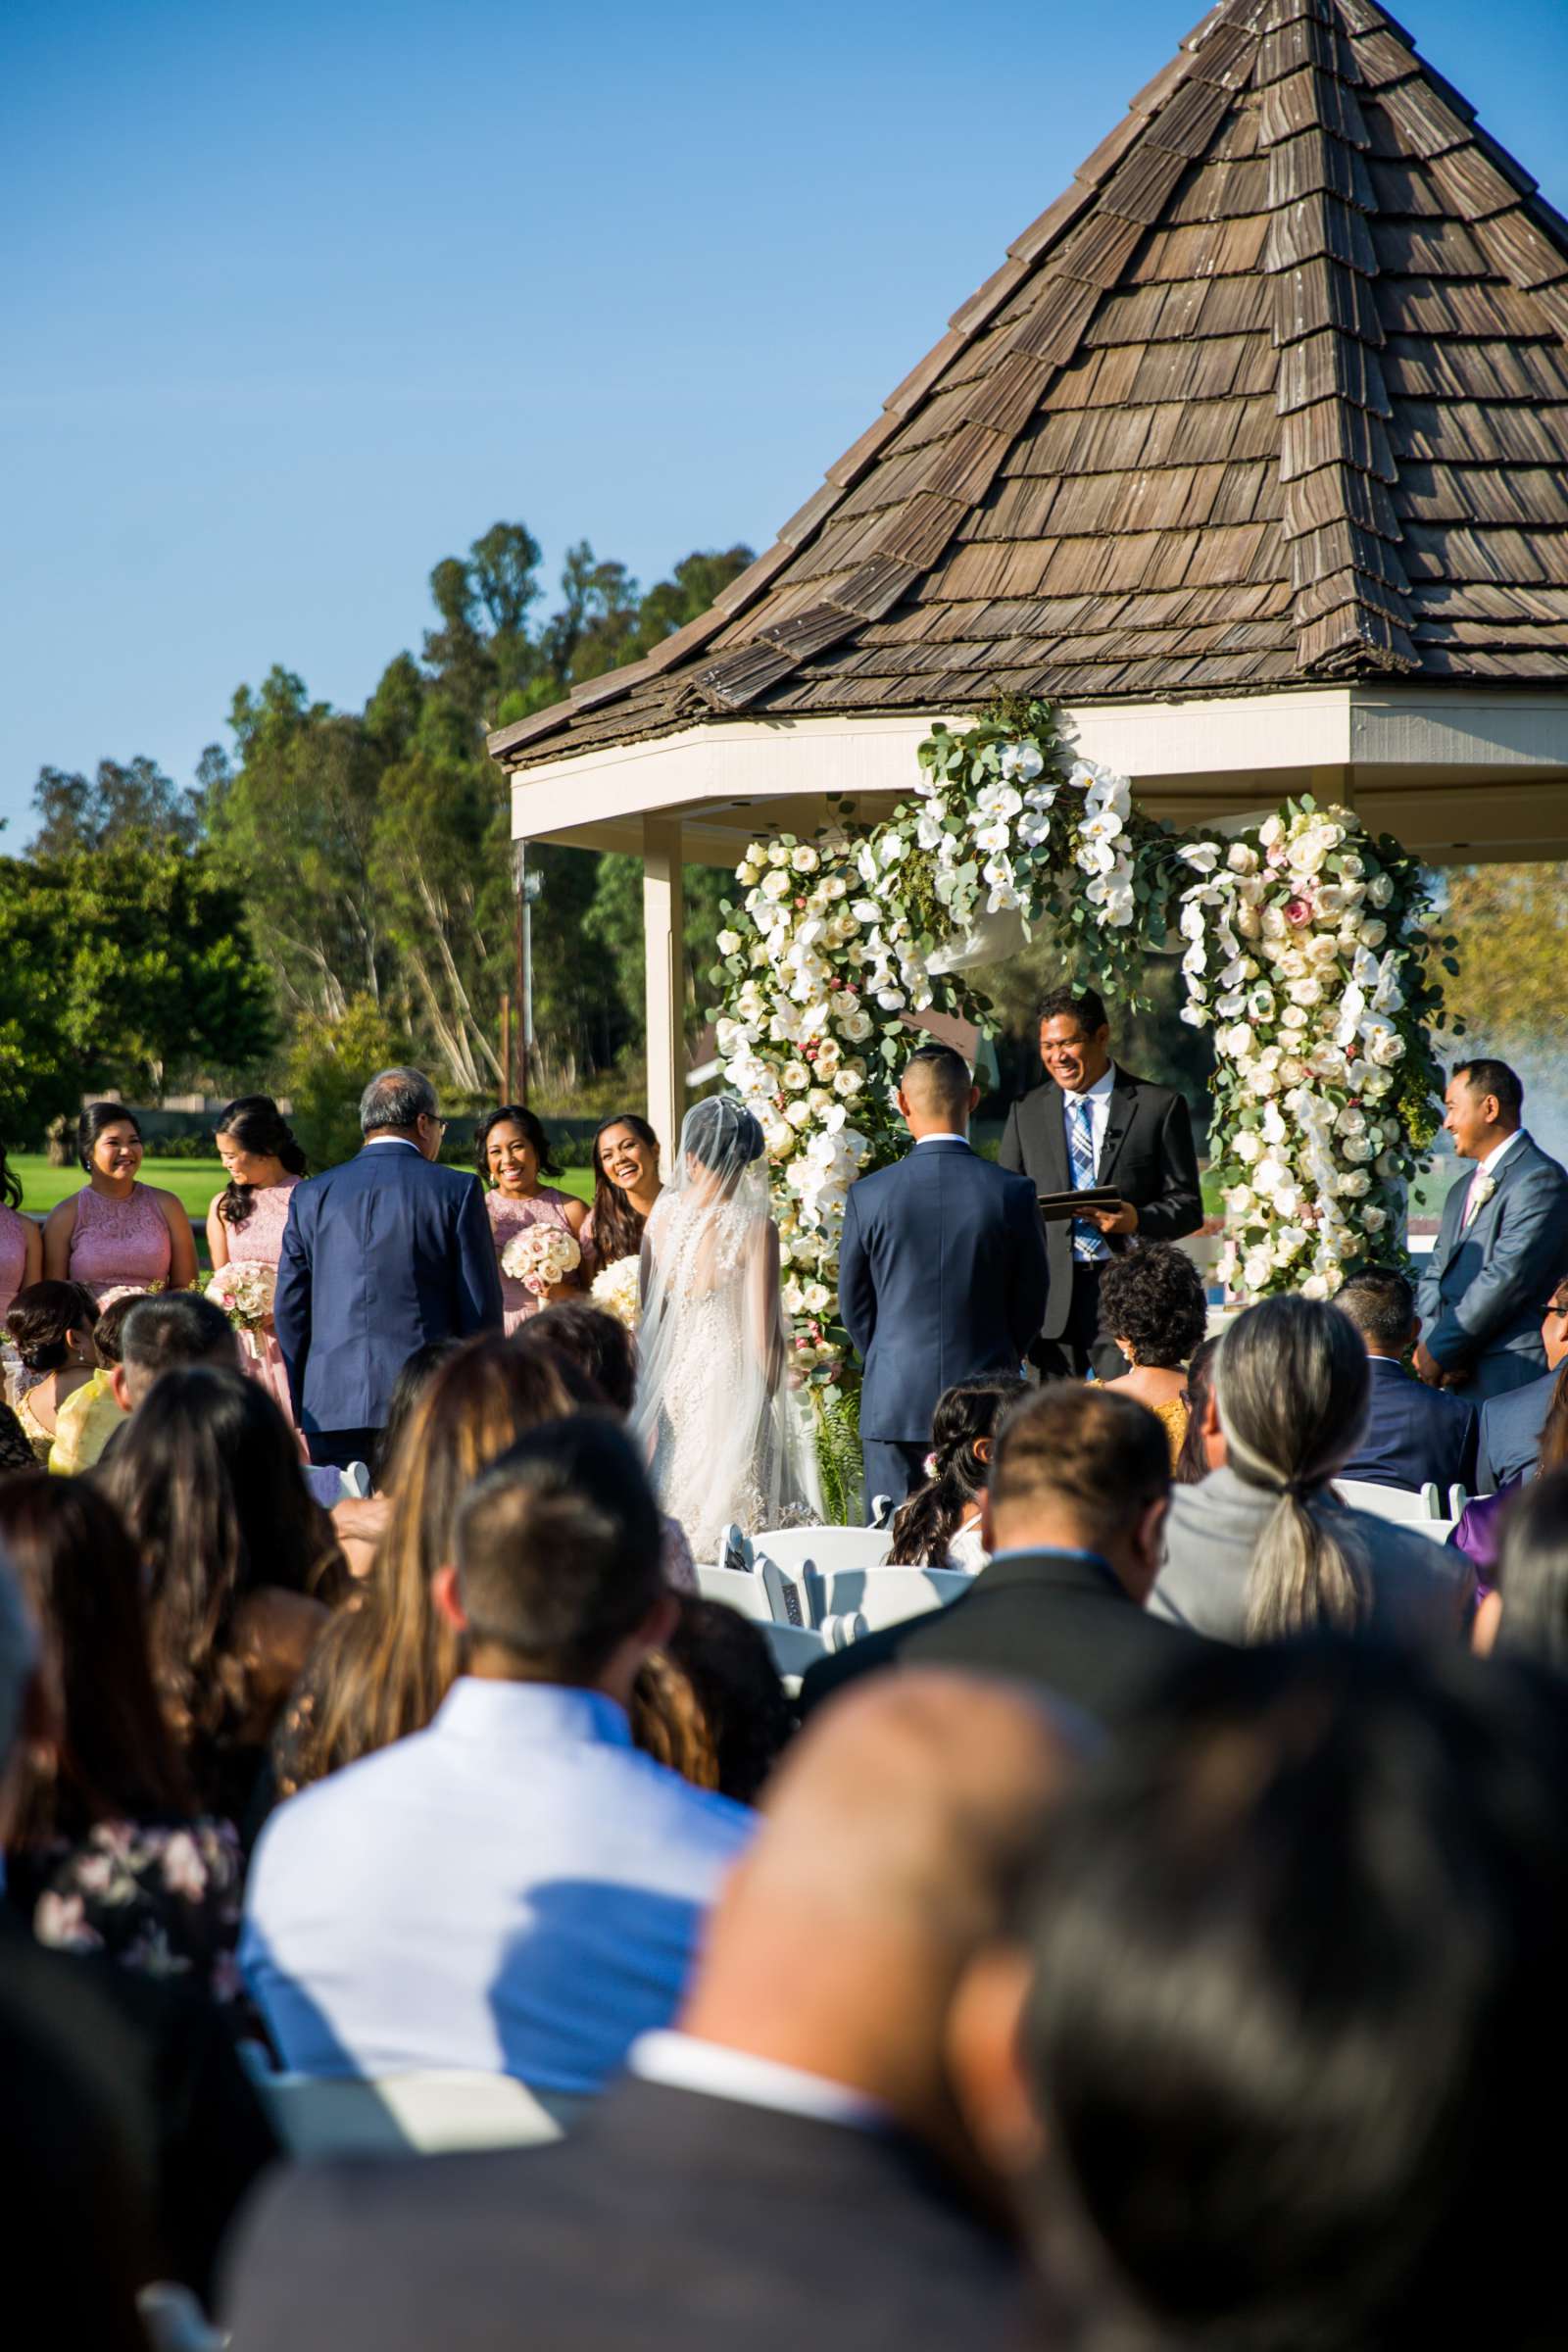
[223,1674,1072,2352]
[802,1383,1205,1729]
[273,1336,587,1796]
[1335,1266,1477,1496]
[0,1554,276,2304]
[630,1595,793,1804]
[241,1416,753,2089]
[1472,1467,1568,1667]
[5,1280,99,1459]
[107,1290,239,1414]
[1150,1297,1473,1644]
[327,1339,466,1579]
[1476,1277,1568,1494]
[530,1299,697,1589]
[0,1475,243,2001]
[984,1641,1568,2352]
[1099,1243,1209,1467]
[1171,1333,1222,1485]
[45,1288,145,1474]
[886,1376,1028,1571]
[103,1369,338,1828]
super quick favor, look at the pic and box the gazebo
[490,0,1568,1153]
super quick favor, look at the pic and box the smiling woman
[42,1104,196,1301]
[474,1104,588,1335]
[584,1113,663,1274]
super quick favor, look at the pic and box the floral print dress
[13,1816,246,2005]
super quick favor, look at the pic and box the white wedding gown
[631,1102,821,1562]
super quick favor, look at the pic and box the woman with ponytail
[206,1096,309,1427]
[1150,1296,1473,1645]
[887,1377,1028,1571]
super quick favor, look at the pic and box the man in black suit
[1335,1268,1478,1497]
[839,1041,1048,1517]
[999,985,1201,1380]
[801,1380,1206,1728]
[221,1673,1075,2352]
[1476,1277,1568,1493]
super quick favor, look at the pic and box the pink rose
[1285,896,1314,925]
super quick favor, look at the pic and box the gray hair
[0,1554,37,1771]
[360,1067,438,1135]
[1213,1296,1372,1642]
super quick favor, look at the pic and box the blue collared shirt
[240,1679,754,2091]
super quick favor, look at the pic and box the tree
[29,756,201,856]
[283,994,417,1172]
[1440,863,1566,1050]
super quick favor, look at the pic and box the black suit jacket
[999,1067,1201,1340]
[1337,1354,1478,1497]
[800,1545,1208,1729]
[1477,1366,1559,1493]
[221,2074,1024,2352]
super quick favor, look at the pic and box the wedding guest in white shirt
[1415,1058,1568,1405]
[222,1672,1076,2352]
[240,1415,753,2091]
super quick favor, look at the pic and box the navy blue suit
[837,1138,1048,1519]
[1337,1353,1477,1499]
[1477,1366,1559,1494]
[274,1140,504,1450]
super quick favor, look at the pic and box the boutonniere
[1472,1173,1497,1211]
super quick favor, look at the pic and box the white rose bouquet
[590,1255,641,1330]
[502,1225,582,1299]
[205,1260,276,1356]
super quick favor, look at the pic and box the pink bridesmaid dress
[69,1185,173,1305]
[486,1188,582,1336]
[221,1179,301,1427]
[0,1203,32,1324]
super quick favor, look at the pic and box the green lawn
[11,1154,223,1222]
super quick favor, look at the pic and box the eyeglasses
[1540,1300,1568,1319]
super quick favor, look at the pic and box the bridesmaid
[0,1142,43,1326]
[6,1283,100,1461]
[206,1096,309,1427]
[581,1113,663,1276]
[477,1105,588,1335]
[44,1105,196,1302]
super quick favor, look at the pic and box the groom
[837,1043,1048,1522]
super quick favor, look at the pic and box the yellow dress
[1153,1396,1189,1470]
[48,1371,122,1475]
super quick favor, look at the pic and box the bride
[631,1097,821,1560]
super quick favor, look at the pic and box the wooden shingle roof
[491,0,1568,774]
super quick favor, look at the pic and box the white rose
[802,1281,832,1316]
[766,841,791,866]
[761,869,791,901]
[1260,814,1285,849]
[1340,853,1364,879]
[833,1068,863,1097]
[1218,1022,1254,1059]
[1341,1134,1375,1163]
[1281,1005,1309,1031]
[839,1007,873,1043]
[735,864,759,888]
[1362,1205,1388,1233]
[1234,1131,1263,1164]
[1336,1105,1367,1137]
[781,1279,806,1316]
[1250,1064,1281,1096]
[791,845,819,873]
[1244,1249,1274,1292]
[1223,1184,1255,1214]
[1279,1055,1307,1085]
[1300,1274,1330,1301]
[716,929,743,956]
[1367,873,1395,907]
[1227,842,1259,874]
[1253,1152,1288,1196]
[1313,885,1346,920]
[1337,1169,1372,1197]
[1366,1028,1405,1067]
[808,1088,834,1115]
[1357,919,1388,949]
[1275,1226,1308,1261]
[1276,949,1308,980]
[781,1062,809,1092]
[784,1099,813,1130]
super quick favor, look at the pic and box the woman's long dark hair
[102,1367,337,1772]
[0,1473,194,1846]
[1174,1335,1221,1486]
[474,1104,560,1184]
[889,1377,1029,1566]
[590,1114,660,1265]
[6,1281,98,1373]
[76,1102,141,1171]
[215,1095,308,1230]
[0,1141,20,1213]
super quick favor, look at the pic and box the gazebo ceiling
[491,0,1568,787]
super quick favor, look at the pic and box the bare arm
[22,1220,42,1290]
[207,1190,231,1270]
[42,1197,77,1281]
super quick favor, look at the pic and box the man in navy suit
[837,1043,1048,1521]
[1415,1058,1568,1405]
[1334,1267,1477,1497]
[274,1068,504,1470]
[1476,1277,1568,1494]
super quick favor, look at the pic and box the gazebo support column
[643,814,685,1159]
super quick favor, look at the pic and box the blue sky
[4,0,1565,838]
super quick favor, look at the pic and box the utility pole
[514,842,542,1104]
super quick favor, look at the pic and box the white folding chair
[1334,1478,1443,1524]
[751,1526,893,1576]
[695,1563,775,1622]
[810,1565,971,1634]
[244,2060,586,2160]
[1447,1484,1471,1521]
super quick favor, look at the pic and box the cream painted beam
[642,816,685,1163]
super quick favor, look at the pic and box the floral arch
[710,700,1453,1478]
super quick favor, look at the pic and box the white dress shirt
[629,2031,890,2132]
[1061,1062,1116,1177]
[241,1680,754,2092]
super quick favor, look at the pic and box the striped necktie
[1068,1095,1109,1262]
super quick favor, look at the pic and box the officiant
[999,986,1201,1381]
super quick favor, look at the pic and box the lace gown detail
[487,1188,580,1335]
[69,1184,172,1303]
[223,1179,301,1427]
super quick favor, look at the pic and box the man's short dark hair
[360,1067,438,1134]
[1454,1057,1523,1124]
[900,1042,972,1118]
[1336,1267,1416,1354]
[121,1294,236,1401]
[455,1417,663,1683]
[1016,1642,1568,2349]
[990,1382,1168,1547]
[1035,985,1107,1035]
